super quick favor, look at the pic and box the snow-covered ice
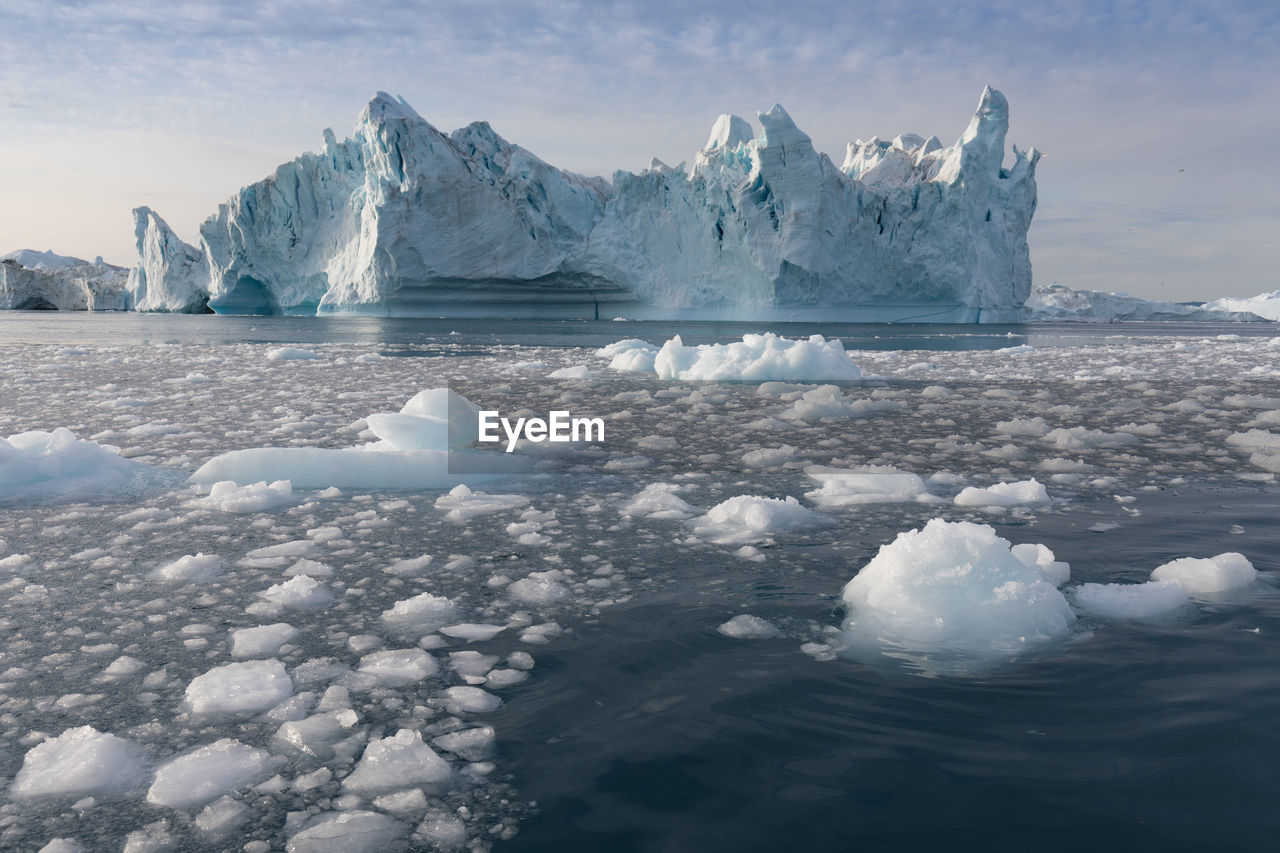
[840,519,1076,666]
[10,727,142,800]
[1150,552,1258,595]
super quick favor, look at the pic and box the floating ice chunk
[840,519,1076,664]
[954,478,1051,507]
[548,365,591,379]
[150,552,225,584]
[0,428,151,501]
[184,659,292,715]
[286,811,406,853]
[618,483,699,519]
[243,539,323,561]
[343,729,451,794]
[417,811,467,850]
[448,650,500,678]
[366,388,481,451]
[1043,427,1140,451]
[600,339,660,372]
[440,623,507,642]
[121,820,172,852]
[37,839,86,853]
[652,334,862,382]
[101,655,146,680]
[191,480,294,513]
[508,571,571,605]
[597,338,659,359]
[1150,553,1258,595]
[383,554,434,577]
[1010,543,1070,587]
[434,686,503,714]
[434,484,529,520]
[780,386,899,420]
[381,592,456,633]
[1072,580,1190,620]
[266,347,320,361]
[259,575,332,610]
[1226,429,1280,453]
[191,446,519,490]
[231,623,299,658]
[11,726,142,800]
[691,495,828,545]
[146,739,273,808]
[432,726,495,761]
[804,465,935,506]
[357,649,439,686]
[195,795,249,836]
[273,710,359,759]
[717,614,781,639]
[742,445,797,467]
[994,416,1050,437]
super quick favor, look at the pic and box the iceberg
[1023,282,1266,322]
[129,88,1039,321]
[1204,290,1280,322]
[1,250,128,311]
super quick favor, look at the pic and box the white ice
[840,519,1076,664]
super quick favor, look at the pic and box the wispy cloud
[1,0,1276,298]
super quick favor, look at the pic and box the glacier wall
[129,88,1039,321]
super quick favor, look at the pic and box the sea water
[0,314,1276,851]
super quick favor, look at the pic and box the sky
[1,0,1276,301]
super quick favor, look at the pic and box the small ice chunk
[841,519,1076,663]
[432,726,495,761]
[357,649,439,686]
[804,465,933,506]
[548,365,592,379]
[147,739,273,808]
[11,726,142,800]
[439,623,506,642]
[382,592,456,633]
[717,614,781,639]
[954,479,1051,507]
[273,711,358,759]
[691,495,828,545]
[231,623,299,659]
[434,686,503,714]
[618,483,699,519]
[150,553,225,584]
[184,660,292,715]
[434,484,528,521]
[258,575,332,610]
[266,347,320,361]
[195,795,249,836]
[342,729,452,794]
[1073,580,1190,620]
[192,480,294,513]
[653,334,862,382]
[286,811,406,853]
[508,571,571,605]
[1150,553,1258,595]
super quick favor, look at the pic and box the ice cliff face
[129,88,1039,321]
[1,251,128,311]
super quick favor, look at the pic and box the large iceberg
[1,250,128,311]
[129,88,1039,321]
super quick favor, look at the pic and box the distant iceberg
[1023,282,1267,323]
[0,250,128,311]
[128,88,1040,322]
